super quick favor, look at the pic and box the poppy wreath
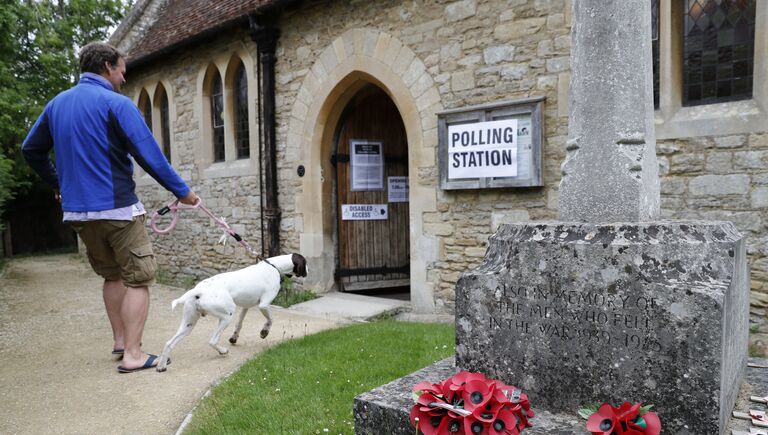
[409,371,534,435]
[580,402,661,435]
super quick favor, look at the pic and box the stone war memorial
[355,1,751,434]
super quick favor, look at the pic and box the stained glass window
[234,63,250,159]
[211,73,225,162]
[683,0,756,106]
[652,0,660,109]
[160,89,171,162]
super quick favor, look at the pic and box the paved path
[0,254,341,435]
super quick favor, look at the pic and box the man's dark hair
[79,42,124,74]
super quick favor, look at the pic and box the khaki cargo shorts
[68,215,157,287]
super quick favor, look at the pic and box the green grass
[184,320,455,435]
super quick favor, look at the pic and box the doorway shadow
[348,285,411,301]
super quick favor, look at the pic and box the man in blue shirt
[22,42,197,373]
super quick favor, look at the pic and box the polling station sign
[447,119,518,179]
[341,204,388,220]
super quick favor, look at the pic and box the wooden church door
[333,86,410,292]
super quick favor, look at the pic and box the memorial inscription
[455,222,748,434]
[487,282,663,354]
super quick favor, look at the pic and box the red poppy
[439,417,464,434]
[639,411,661,435]
[490,407,523,435]
[414,381,444,397]
[411,404,445,435]
[462,379,494,412]
[411,372,533,435]
[450,371,488,391]
[586,403,618,435]
[472,400,504,423]
[463,414,492,434]
[516,392,534,423]
[614,402,642,421]
[585,402,661,435]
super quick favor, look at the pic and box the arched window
[211,72,225,162]
[234,62,250,159]
[139,90,152,132]
[158,86,171,162]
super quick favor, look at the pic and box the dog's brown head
[291,253,308,277]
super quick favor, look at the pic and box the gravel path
[0,254,340,435]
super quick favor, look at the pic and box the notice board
[438,97,544,190]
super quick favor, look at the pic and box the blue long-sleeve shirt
[22,73,190,212]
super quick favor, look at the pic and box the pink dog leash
[150,198,263,259]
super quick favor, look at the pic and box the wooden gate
[333,86,410,292]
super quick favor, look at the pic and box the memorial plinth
[456,222,749,434]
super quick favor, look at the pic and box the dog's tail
[171,288,200,311]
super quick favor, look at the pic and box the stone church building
[110,0,768,315]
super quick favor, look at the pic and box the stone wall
[658,132,768,302]
[119,0,767,312]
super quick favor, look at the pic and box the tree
[0,0,131,231]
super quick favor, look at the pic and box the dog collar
[264,260,285,283]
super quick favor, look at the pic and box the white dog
[156,253,308,372]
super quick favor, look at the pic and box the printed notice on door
[341,204,388,220]
[387,176,409,203]
[447,119,518,179]
[515,117,532,180]
[351,140,384,191]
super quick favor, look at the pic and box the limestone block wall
[118,0,767,312]
[658,132,768,301]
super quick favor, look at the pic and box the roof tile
[127,0,276,65]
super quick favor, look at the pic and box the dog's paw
[260,329,270,339]
[156,365,167,372]
[229,336,238,344]
[217,347,229,355]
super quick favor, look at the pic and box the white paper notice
[387,176,409,203]
[447,119,518,180]
[350,140,384,191]
[515,117,532,180]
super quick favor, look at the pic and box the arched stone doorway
[290,28,444,313]
[332,84,410,293]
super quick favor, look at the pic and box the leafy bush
[272,276,316,307]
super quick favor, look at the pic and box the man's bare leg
[119,285,156,369]
[103,280,127,351]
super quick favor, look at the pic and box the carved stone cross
[559,0,660,222]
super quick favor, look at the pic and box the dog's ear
[292,253,307,277]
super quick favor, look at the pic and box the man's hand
[179,190,199,206]
[54,189,61,203]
